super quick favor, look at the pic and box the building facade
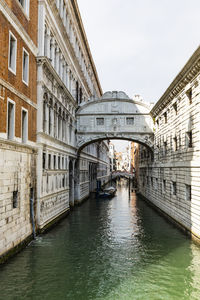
[138,46,200,242]
[0,0,38,257]
[109,142,116,172]
[36,0,110,230]
[0,0,111,260]
[115,144,131,172]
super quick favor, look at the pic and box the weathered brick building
[0,0,38,258]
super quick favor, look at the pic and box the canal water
[1,179,200,300]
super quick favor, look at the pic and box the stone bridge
[76,91,154,151]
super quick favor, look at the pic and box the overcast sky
[78,0,200,105]
[77,0,200,152]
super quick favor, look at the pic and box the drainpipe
[30,188,36,239]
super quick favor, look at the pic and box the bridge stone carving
[76,91,154,151]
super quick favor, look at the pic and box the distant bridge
[111,171,135,179]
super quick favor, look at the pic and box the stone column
[62,61,66,83]
[50,106,54,136]
[64,64,67,88]
[62,118,65,141]
[44,27,47,56]
[43,102,47,133]
[59,54,63,78]
[66,66,70,90]
[63,5,66,26]
[66,14,70,34]
[60,0,63,19]
[55,47,60,74]
[56,0,59,9]
[54,109,58,139]
[46,104,49,134]
[72,78,76,99]
[46,28,51,59]
[69,71,72,93]
[65,116,69,144]
[38,2,46,56]
[50,37,55,67]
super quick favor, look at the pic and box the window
[18,0,30,16]
[162,180,166,193]
[22,48,29,85]
[172,182,176,196]
[126,117,134,125]
[173,103,177,115]
[173,136,177,151]
[186,88,192,104]
[179,134,181,149]
[155,178,158,190]
[22,108,28,143]
[96,118,104,126]
[185,185,191,201]
[13,191,18,208]
[79,87,82,103]
[58,156,61,169]
[54,155,56,169]
[186,131,192,148]
[62,157,64,169]
[8,31,17,74]
[163,141,167,156]
[43,153,46,169]
[48,154,51,169]
[164,112,167,123]
[7,99,15,140]
[76,81,79,103]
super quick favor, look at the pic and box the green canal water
[1,180,200,300]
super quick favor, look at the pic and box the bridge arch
[76,91,154,152]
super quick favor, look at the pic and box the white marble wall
[138,52,200,241]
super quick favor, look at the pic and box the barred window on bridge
[126,117,134,125]
[96,118,104,126]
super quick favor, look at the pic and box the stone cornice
[151,45,200,117]
[77,98,151,114]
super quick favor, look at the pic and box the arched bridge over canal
[76,91,154,151]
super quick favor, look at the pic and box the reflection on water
[0,179,200,300]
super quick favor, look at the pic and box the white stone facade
[76,91,154,150]
[36,0,110,230]
[138,46,200,242]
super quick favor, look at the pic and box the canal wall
[0,141,37,260]
[137,46,200,243]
